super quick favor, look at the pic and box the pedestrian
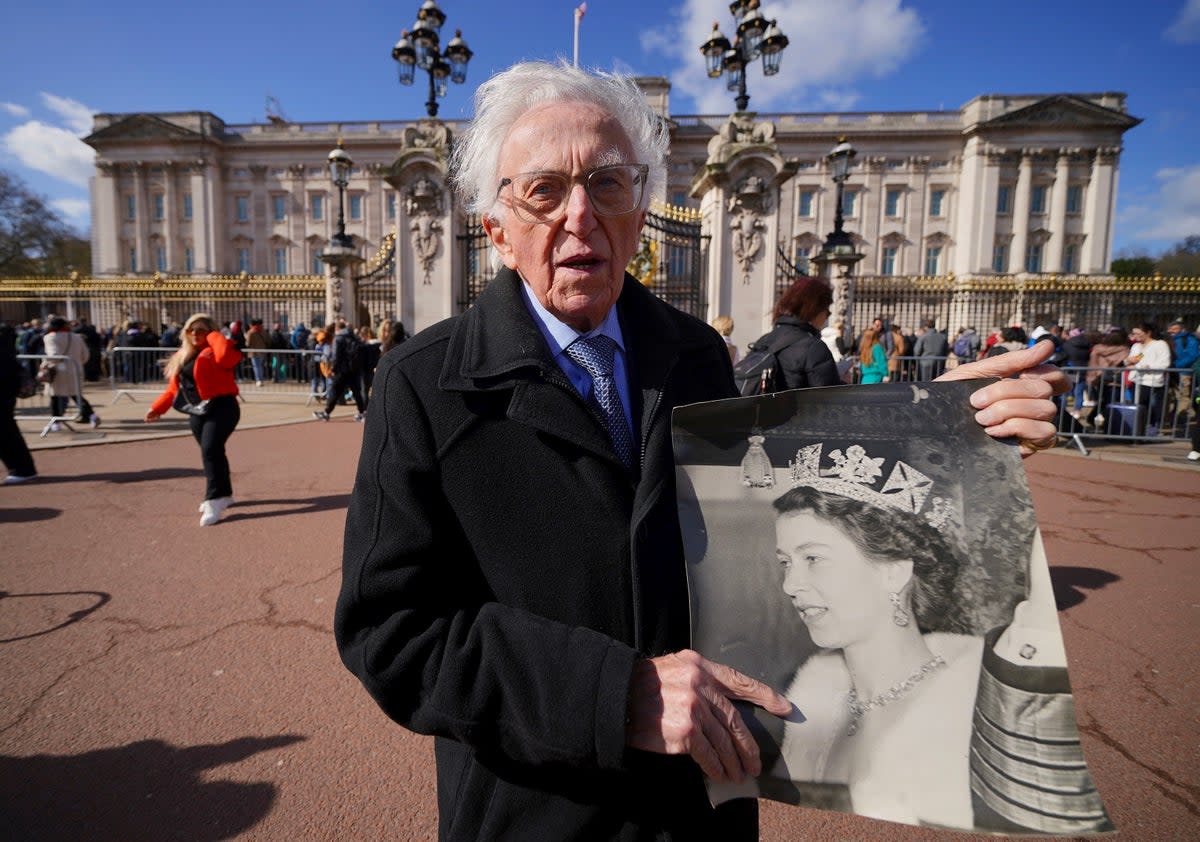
[143,313,242,526]
[858,326,889,383]
[1126,323,1171,434]
[746,276,840,390]
[334,59,1066,841]
[42,316,100,429]
[914,318,949,379]
[312,318,366,421]
[710,315,739,365]
[245,318,270,386]
[888,324,909,381]
[0,324,37,484]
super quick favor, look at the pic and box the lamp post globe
[699,0,786,112]
[328,141,354,250]
[392,2,472,118]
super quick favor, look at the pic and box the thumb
[936,340,1053,382]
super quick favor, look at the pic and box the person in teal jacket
[858,327,889,383]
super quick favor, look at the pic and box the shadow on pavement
[0,589,111,642]
[0,735,305,842]
[1050,565,1122,610]
[19,467,205,486]
[0,506,62,523]
[220,494,351,523]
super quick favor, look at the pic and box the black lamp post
[700,1,788,112]
[823,137,857,256]
[328,140,354,250]
[392,0,473,118]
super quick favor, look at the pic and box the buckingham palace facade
[80,82,1142,339]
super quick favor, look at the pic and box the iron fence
[457,214,491,312]
[106,347,325,404]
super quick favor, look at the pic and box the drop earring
[889,592,910,627]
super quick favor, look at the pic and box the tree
[1155,235,1200,276]
[0,168,90,276]
[1111,254,1156,277]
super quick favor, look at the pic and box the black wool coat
[335,269,757,841]
[754,315,840,390]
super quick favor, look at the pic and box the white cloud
[1121,163,1200,242]
[1,102,31,119]
[40,92,94,135]
[2,120,95,187]
[1164,0,1200,43]
[51,197,91,223]
[646,0,925,113]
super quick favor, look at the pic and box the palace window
[1025,243,1043,273]
[129,246,138,273]
[992,243,1008,273]
[235,196,250,222]
[184,247,194,273]
[842,189,858,218]
[126,195,136,220]
[182,193,193,220]
[273,195,287,221]
[153,194,164,220]
[884,189,902,218]
[311,195,324,221]
[996,185,1012,214]
[274,247,287,274]
[924,246,942,275]
[1030,185,1047,215]
[349,194,363,221]
[929,189,946,218]
[881,246,897,276]
[1063,243,1078,273]
[1066,184,1083,214]
[237,248,251,273]
[155,246,166,272]
[797,190,814,217]
[386,193,397,220]
[311,247,324,275]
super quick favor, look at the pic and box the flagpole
[573,3,586,67]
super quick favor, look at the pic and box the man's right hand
[625,649,791,783]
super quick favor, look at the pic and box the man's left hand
[936,342,1067,457]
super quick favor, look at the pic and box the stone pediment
[980,95,1141,130]
[85,114,206,146]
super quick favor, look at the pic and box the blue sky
[2,0,1198,258]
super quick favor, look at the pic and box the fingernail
[975,408,996,426]
[969,390,988,409]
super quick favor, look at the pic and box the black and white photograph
[672,381,1113,835]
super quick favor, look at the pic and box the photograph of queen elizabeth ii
[672,381,1112,835]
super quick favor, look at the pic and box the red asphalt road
[0,420,1196,841]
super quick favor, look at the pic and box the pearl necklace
[846,654,946,736]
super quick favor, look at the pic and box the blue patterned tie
[566,335,635,469]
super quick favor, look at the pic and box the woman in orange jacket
[145,313,242,525]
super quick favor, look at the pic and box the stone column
[190,160,213,273]
[1081,146,1119,273]
[1046,149,1073,272]
[1007,150,1035,274]
[92,161,120,275]
[163,161,178,272]
[690,113,798,351]
[133,163,149,273]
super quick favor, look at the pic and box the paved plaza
[1,397,1197,840]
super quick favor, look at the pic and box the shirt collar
[518,277,625,358]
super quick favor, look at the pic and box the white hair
[451,60,668,224]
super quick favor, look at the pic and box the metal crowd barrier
[1053,365,1195,454]
[105,346,327,404]
[15,354,95,438]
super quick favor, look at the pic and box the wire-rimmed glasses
[497,163,648,224]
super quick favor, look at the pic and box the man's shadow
[1050,566,1121,610]
[20,467,205,486]
[0,735,304,842]
[220,494,351,523]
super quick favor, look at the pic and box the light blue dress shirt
[519,280,635,439]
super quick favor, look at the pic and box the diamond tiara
[788,443,959,531]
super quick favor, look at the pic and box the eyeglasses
[186,326,210,334]
[497,164,649,224]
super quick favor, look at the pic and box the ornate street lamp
[813,137,863,341]
[328,140,354,250]
[699,1,788,112]
[392,0,473,117]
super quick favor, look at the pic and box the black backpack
[733,331,799,396]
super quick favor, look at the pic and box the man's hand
[936,342,1066,457]
[625,649,791,783]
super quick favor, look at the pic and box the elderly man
[335,61,1064,840]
